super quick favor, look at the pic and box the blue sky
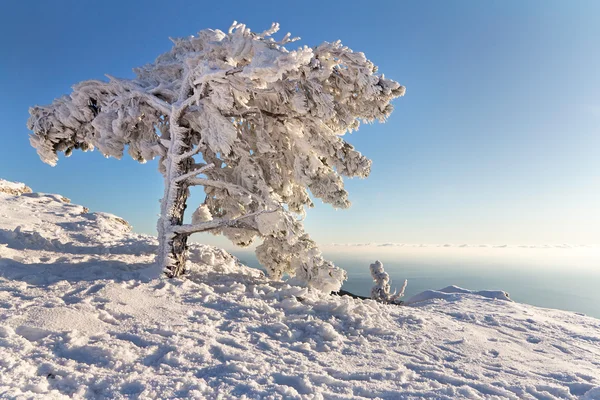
[1,1,599,249]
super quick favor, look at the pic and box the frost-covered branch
[188,177,272,208]
[176,144,203,161]
[105,75,172,115]
[173,163,214,183]
[172,209,270,235]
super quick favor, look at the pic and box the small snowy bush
[27,22,404,292]
[370,261,407,304]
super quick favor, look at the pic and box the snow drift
[1,179,599,399]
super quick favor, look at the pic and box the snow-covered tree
[370,260,407,304]
[27,22,405,292]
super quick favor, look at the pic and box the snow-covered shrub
[27,22,404,292]
[370,261,407,304]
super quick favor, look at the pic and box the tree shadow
[0,227,157,255]
[0,257,157,287]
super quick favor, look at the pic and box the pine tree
[27,22,404,292]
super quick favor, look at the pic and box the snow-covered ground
[1,180,599,399]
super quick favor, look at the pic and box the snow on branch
[173,163,214,183]
[172,209,272,235]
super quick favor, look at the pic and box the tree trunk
[157,105,194,277]
[159,155,194,277]
[164,157,193,277]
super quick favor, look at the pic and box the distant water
[230,246,600,319]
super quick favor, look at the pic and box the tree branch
[172,209,271,235]
[176,144,203,161]
[173,163,215,183]
[105,75,172,115]
[188,177,272,207]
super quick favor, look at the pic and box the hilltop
[0,180,599,399]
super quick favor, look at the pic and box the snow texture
[1,181,600,399]
[27,22,405,290]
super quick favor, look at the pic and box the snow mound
[0,179,32,196]
[406,285,512,304]
[1,179,600,399]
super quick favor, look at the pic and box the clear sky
[1,0,599,249]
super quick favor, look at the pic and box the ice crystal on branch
[27,22,405,292]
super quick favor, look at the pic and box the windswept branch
[172,209,272,235]
[106,75,172,115]
[188,177,273,207]
[173,163,215,183]
[176,144,204,161]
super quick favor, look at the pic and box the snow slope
[0,180,599,399]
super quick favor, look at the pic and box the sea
[230,245,600,319]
